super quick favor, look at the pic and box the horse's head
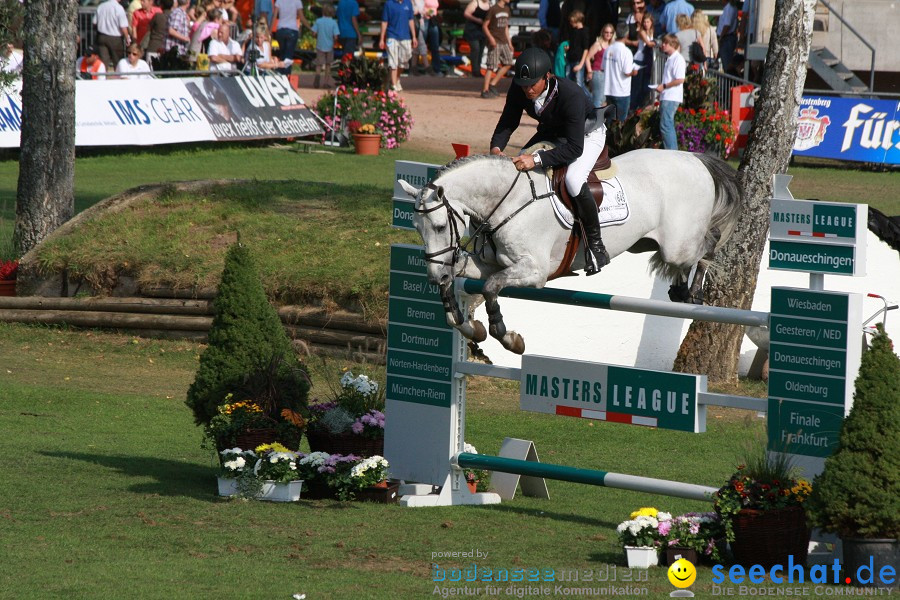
[398,178,462,289]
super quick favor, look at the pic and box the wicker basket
[731,506,810,568]
[306,430,384,458]
[233,428,281,452]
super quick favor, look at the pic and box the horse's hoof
[668,283,690,303]
[472,320,487,343]
[506,332,525,355]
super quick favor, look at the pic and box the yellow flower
[255,442,290,454]
[629,507,658,519]
[223,400,263,415]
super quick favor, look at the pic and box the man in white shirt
[207,22,243,72]
[602,23,638,122]
[1,43,23,76]
[655,33,686,150]
[717,0,739,72]
[94,0,131,69]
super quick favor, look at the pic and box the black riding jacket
[489,76,596,168]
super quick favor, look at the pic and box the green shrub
[806,325,900,538]
[185,242,310,427]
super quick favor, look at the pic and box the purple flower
[351,422,364,434]
[658,521,672,536]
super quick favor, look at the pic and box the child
[481,0,513,98]
[563,9,590,95]
[312,4,340,88]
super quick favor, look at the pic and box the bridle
[412,168,554,268]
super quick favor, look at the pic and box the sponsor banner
[0,75,322,148]
[393,161,440,198]
[792,95,900,165]
[520,355,706,432]
[770,199,867,246]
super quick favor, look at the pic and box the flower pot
[258,479,303,502]
[663,546,699,567]
[624,546,658,569]
[0,280,15,297]
[730,506,810,569]
[355,480,400,503]
[306,430,384,458]
[352,133,381,155]
[842,538,898,587]
[217,476,238,497]
[467,481,478,494]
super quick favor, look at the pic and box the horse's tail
[695,153,743,254]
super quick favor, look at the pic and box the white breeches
[564,125,607,196]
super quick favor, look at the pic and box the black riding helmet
[512,47,551,86]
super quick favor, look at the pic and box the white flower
[657,512,672,522]
[299,452,330,467]
[340,371,354,386]
[223,459,244,471]
[463,443,477,454]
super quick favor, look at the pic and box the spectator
[602,22,637,121]
[274,0,311,75]
[563,9,590,95]
[244,27,286,71]
[254,0,275,31]
[646,0,665,37]
[660,0,694,35]
[145,0,172,56]
[207,20,243,71]
[717,0,738,72]
[674,13,703,65]
[411,0,430,75]
[462,0,490,78]
[115,43,153,78]
[654,33,685,150]
[165,0,191,57]
[623,0,645,54]
[188,7,226,62]
[422,0,442,76]
[692,9,717,68]
[76,46,107,80]
[378,0,417,92]
[336,0,362,59]
[538,0,561,44]
[481,0,513,98]
[0,43,23,76]
[94,0,131,69]
[586,23,613,108]
[132,0,161,46]
[629,13,655,111]
[312,4,339,88]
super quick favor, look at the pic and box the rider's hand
[511,153,535,172]
[490,147,506,156]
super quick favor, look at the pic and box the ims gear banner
[792,95,900,165]
[0,74,323,148]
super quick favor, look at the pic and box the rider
[489,47,610,275]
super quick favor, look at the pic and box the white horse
[398,148,742,354]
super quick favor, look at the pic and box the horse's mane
[435,154,511,178]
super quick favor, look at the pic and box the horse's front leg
[481,258,544,355]
[687,260,709,305]
[439,278,487,343]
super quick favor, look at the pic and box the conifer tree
[807,325,900,538]
[186,242,308,425]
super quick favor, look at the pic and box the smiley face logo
[667,558,696,588]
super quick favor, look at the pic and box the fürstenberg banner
[0,75,323,148]
[792,95,900,165]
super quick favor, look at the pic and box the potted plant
[217,447,260,498]
[348,120,382,155]
[329,454,395,502]
[658,511,725,565]
[0,259,17,296]
[252,443,304,502]
[203,393,306,455]
[714,450,813,568]
[617,507,664,568]
[806,325,900,584]
[463,443,491,493]
[295,451,340,499]
[307,370,385,458]
[315,85,413,150]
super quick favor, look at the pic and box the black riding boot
[572,183,610,275]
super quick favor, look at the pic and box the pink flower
[351,422,364,434]
[658,521,672,536]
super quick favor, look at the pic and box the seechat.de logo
[711,555,897,587]
[668,556,697,598]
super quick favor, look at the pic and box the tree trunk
[14,0,78,256]
[673,0,817,383]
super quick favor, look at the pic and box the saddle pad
[550,176,630,230]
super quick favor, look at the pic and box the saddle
[538,145,619,280]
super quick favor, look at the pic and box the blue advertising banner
[793,95,900,165]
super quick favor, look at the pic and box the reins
[413,168,554,268]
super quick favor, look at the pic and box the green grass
[0,322,845,600]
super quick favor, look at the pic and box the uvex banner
[792,95,900,165]
[0,75,323,148]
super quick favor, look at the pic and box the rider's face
[522,75,548,100]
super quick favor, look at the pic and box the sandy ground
[293,71,538,157]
